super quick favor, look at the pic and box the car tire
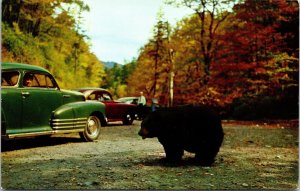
[123,114,134,125]
[80,115,101,142]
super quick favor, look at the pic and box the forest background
[1,0,299,120]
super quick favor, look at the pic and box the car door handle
[21,92,30,97]
[63,95,70,98]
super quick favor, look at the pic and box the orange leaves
[211,62,256,72]
[126,0,298,112]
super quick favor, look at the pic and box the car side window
[96,93,104,101]
[45,75,56,88]
[35,74,56,88]
[1,71,20,86]
[102,93,112,101]
[88,93,97,100]
[23,72,58,88]
[23,73,39,87]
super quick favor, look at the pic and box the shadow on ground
[1,136,82,152]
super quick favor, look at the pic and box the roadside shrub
[230,87,298,120]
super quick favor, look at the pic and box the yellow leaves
[115,84,128,98]
[12,22,22,34]
[207,87,220,96]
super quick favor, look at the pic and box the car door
[21,71,63,132]
[98,91,123,120]
[1,71,22,134]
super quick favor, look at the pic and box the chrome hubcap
[87,117,99,136]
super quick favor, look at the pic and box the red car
[76,88,137,125]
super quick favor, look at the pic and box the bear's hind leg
[195,154,215,166]
[195,149,219,166]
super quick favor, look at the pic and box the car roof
[2,62,49,73]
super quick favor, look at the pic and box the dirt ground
[1,120,299,190]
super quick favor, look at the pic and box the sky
[81,0,193,64]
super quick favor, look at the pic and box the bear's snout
[138,128,149,139]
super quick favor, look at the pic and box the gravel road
[1,120,298,190]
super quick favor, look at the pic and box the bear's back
[156,105,221,129]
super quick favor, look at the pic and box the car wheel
[80,115,101,142]
[123,114,133,125]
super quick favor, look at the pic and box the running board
[4,129,84,139]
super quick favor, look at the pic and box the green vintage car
[1,62,107,142]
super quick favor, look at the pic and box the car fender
[51,101,107,130]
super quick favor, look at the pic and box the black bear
[138,105,224,166]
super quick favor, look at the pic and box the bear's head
[138,111,161,139]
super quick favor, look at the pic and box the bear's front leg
[162,143,184,163]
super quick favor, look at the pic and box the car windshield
[2,71,20,86]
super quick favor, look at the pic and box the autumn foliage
[1,0,298,119]
[127,0,298,119]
